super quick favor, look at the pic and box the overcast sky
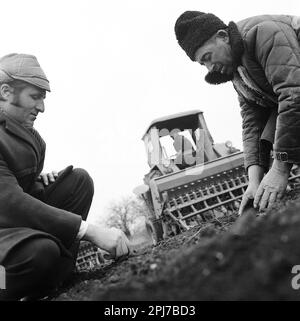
[1,0,299,223]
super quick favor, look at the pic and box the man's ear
[216,29,229,43]
[0,84,13,100]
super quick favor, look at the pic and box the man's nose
[205,62,214,72]
[36,100,45,113]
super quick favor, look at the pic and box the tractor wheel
[145,219,164,245]
[171,223,181,236]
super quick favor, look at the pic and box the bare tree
[106,196,148,237]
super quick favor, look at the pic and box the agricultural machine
[134,110,300,244]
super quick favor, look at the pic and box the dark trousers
[0,167,94,301]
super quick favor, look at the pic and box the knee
[29,238,61,277]
[72,168,94,196]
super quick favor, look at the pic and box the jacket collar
[228,21,245,69]
[203,22,245,85]
[0,109,40,157]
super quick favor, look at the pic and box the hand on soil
[83,224,132,260]
[253,166,289,211]
[238,182,259,215]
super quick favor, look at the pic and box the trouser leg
[0,238,73,301]
[0,168,94,300]
[42,167,94,258]
[43,167,94,221]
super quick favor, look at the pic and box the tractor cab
[142,110,237,175]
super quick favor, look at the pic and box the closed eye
[30,94,45,100]
[200,52,211,64]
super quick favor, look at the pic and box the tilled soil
[53,189,300,301]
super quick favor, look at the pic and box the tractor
[134,110,300,244]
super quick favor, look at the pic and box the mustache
[204,70,234,85]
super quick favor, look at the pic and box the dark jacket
[230,15,300,170]
[0,110,81,262]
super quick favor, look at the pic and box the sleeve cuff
[76,220,89,241]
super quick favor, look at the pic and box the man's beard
[205,70,234,85]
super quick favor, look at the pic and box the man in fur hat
[0,53,131,300]
[174,12,300,214]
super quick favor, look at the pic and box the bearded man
[174,12,300,214]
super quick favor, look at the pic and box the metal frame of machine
[135,110,300,244]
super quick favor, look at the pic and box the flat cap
[0,53,50,91]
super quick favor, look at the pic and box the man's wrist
[272,159,292,174]
[247,164,264,184]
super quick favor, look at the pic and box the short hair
[0,70,39,101]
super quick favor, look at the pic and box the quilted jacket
[230,15,300,170]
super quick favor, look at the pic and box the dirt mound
[53,189,300,301]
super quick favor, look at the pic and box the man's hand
[238,181,259,215]
[253,160,291,211]
[83,224,131,260]
[37,171,58,186]
[239,164,264,215]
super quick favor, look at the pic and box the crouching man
[174,12,300,213]
[0,53,131,300]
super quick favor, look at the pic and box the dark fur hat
[175,11,227,61]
